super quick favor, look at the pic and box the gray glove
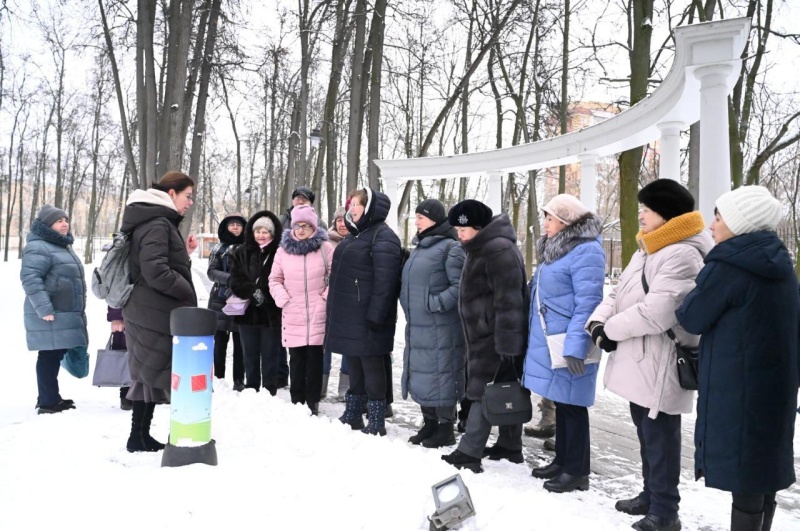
[252,288,266,307]
[564,355,585,376]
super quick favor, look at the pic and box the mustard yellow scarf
[636,211,706,255]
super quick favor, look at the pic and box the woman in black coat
[326,188,403,436]
[120,171,198,452]
[229,210,284,395]
[207,212,247,390]
[440,200,529,474]
[676,186,799,531]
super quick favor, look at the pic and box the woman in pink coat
[269,205,333,415]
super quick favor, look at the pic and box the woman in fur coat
[523,194,605,493]
[269,205,334,415]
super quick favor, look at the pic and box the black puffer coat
[325,188,403,357]
[229,210,283,329]
[207,213,246,332]
[120,189,197,391]
[459,213,528,400]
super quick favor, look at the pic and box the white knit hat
[715,186,782,236]
[542,194,589,225]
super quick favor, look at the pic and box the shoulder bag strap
[640,255,681,345]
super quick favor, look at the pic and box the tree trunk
[558,0,570,194]
[366,0,387,190]
[345,0,368,192]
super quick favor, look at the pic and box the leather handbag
[61,345,90,379]
[92,336,131,387]
[641,264,699,391]
[480,360,532,426]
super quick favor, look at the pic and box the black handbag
[641,264,699,391]
[480,360,532,426]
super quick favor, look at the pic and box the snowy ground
[1,257,798,530]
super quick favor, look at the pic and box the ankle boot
[408,418,437,445]
[362,399,387,436]
[731,505,763,531]
[338,393,366,429]
[141,402,165,451]
[761,501,776,531]
[126,401,149,452]
[422,422,456,448]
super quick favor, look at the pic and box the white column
[382,176,400,233]
[578,153,598,212]
[657,121,684,182]
[486,171,503,216]
[695,64,733,223]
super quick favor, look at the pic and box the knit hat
[415,199,447,224]
[542,194,588,225]
[252,216,275,235]
[37,204,68,227]
[292,186,315,204]
[637,179,695,221]
[447,200,493,228]
[715,186,782,236]
[331,207,346,224]
[291,205,319,232]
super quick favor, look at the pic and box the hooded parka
[325,188,403,356]
[677,231,799,494]
[399,222,466,407]
[120,189,197,392]
[207,212,247,332]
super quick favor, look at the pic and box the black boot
[531,461,562,479]
[731,506,763,531]
[362,399,387,436]
[761,501,776,531]
[120,387,133,411]
[615,494,650,516]
[422,423,456,448]
[126,401,149,452]
[339,393,366,430]
[482,443,524,463]
[141,402,165,451]
[441,450,483,473]
[543,472,590,493]
[630,514,681,531]
[408,418,437,445]
[308,402,319,416]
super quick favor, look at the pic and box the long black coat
[676,231,799,494]
[207,213,246,332]
[459,213,528,400]
[229,210,283,329]
[325,188,403,357]
[121,194,197,391]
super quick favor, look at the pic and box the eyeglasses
[292,223,313,231]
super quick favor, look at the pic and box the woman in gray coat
[400,199,466,448]
[21,205,88,414]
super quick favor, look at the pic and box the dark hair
[153,171,195,194]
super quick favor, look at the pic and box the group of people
[21,172,799,531]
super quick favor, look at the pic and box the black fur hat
[637,179,694,221]
[447,200,493,228]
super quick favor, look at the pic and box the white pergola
[374,18,751,232]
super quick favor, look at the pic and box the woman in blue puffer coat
[21,204,88,414]
[523,194,605,493]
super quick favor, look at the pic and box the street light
[309,127,322,149]
[428,474,476,530]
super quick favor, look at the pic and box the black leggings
[732,492,776,514]
[346,355,386,401]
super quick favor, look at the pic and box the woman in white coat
[586,179,712,531]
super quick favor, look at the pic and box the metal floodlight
[428,474,476,530]
[309,127,322,149]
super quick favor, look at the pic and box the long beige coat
[587,231,713,419]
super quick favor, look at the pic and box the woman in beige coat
[586,180,713,531]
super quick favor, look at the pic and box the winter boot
[308,402,320,416]
[761,501,776,531]
[408,418,437,445]
[630,514,681,531]
[730,506,763,531]
[338,393,366,430]
[422,423,456,448]
[362,399,387,436]
[141,402,165,451]
[233,380,245,392]
[320,374,329,399]
[615,494,650,516]
[524,398,556,438]
[482,443,524,463]
[441,450,483,473]
[337,373,350,400]
[126,401,149,452]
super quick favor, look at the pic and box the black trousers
[213,330,244,382]
[346,355,386,401]
[630,402,682,520]
[553,402,591,476]
[238,325,281,395]
[732,492,776,514]
[289,345,323,405]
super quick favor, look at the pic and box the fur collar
[30,219,74,247]
[537,213,602,264]
[280,227,328,255]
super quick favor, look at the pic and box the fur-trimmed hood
[537,213,603,264]
[28,219,74,247]
[280,227,328,256]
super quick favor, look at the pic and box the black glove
[252,288,266,307]
[590,323,617,352]
[366,320,381,332]
[563,355,585,375]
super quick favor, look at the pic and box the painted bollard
[161,306,218,467]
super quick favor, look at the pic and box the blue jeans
[239,325,282,395]
[37,349,66,407]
